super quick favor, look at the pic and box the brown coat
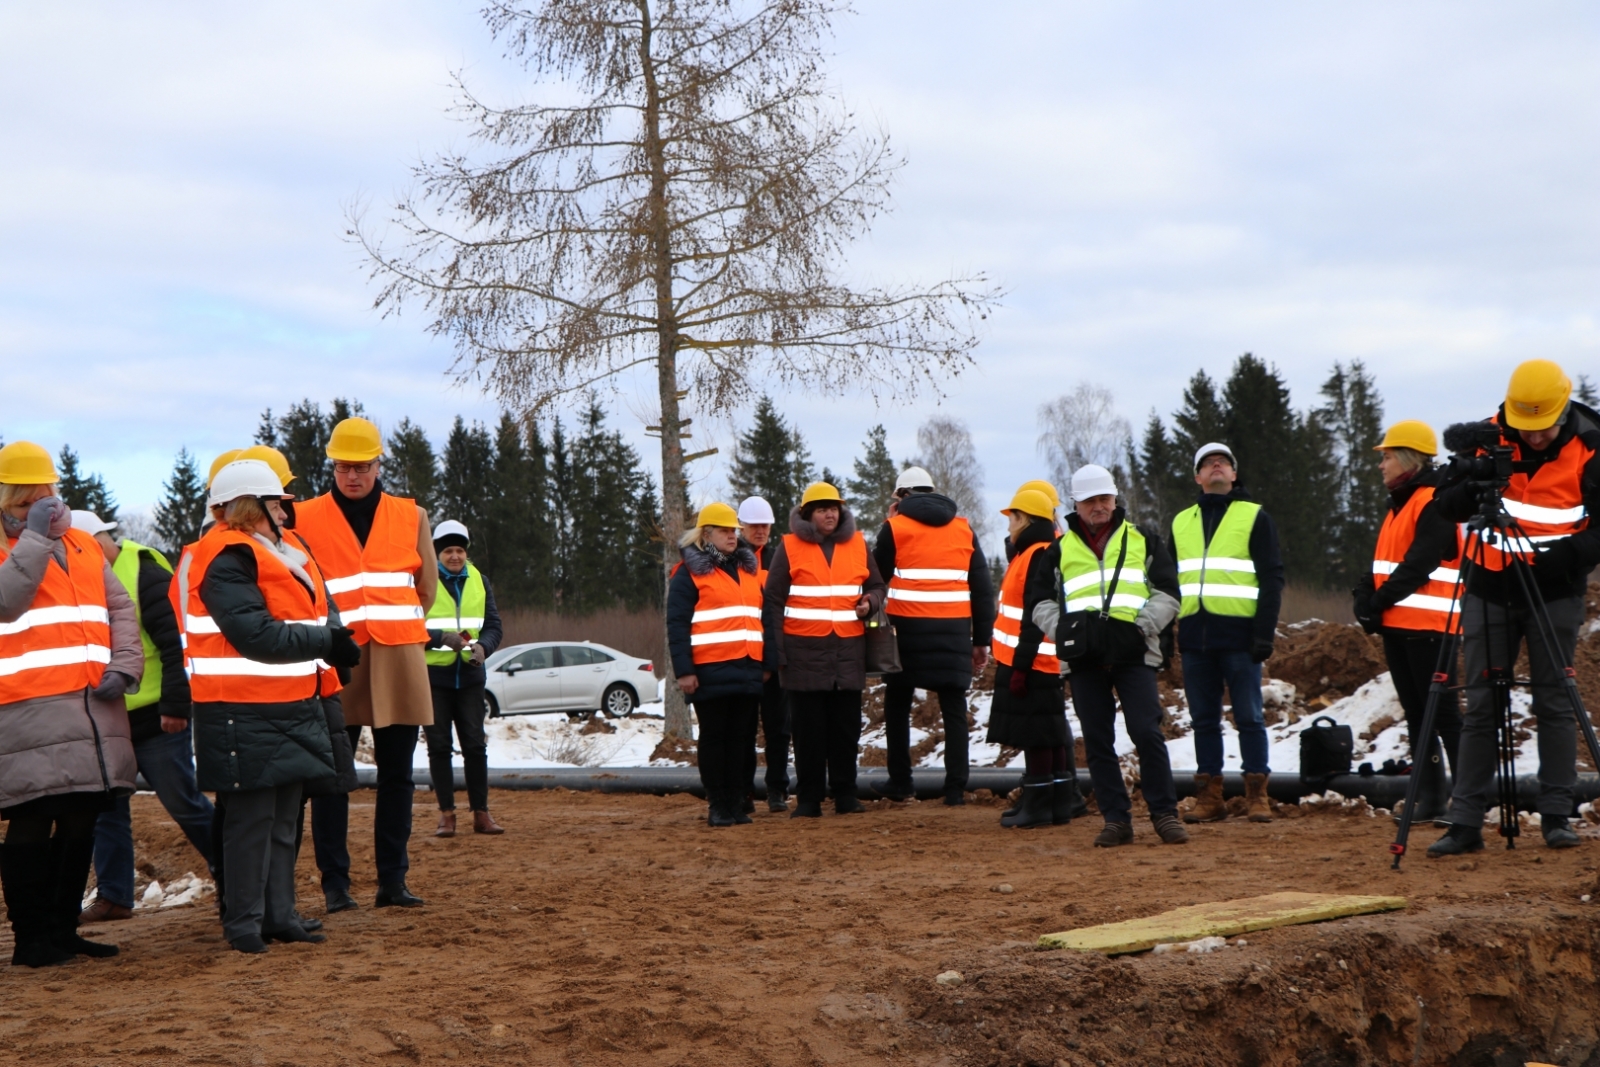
[339,505,438,729]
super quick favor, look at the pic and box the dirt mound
[1265,620,1386,704]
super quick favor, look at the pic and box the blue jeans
[1182,649,1270,776]
[92,724,216,908]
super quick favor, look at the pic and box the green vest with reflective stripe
[1172,501,1261,618]
[1059,522,1151,623]
[110,538,170,711]
[426,564,487,666]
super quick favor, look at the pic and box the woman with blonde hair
[0,441,141,967]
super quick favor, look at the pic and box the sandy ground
[4,789,1599,1066]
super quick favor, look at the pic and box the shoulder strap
[1100,527,1129,617]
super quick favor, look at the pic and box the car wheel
[601,683,638,718]
[485,692,501,718]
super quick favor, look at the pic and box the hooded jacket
[872,492,995,690]
[761,504,887,692]
[1166,486,1284,654]
[667,540,766,703]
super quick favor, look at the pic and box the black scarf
[333,478,384,547]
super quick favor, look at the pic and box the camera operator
[1427,360,1600,856]
[1352,421,1463,827]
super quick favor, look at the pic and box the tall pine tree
[1318,361,1387,589]
[728,395,813,522]
[153,449,207,556]
[846,424,897,525]
[257,398,366,497]
[436,417,496,538]
[385,418,439,513]
[55,446,117,521]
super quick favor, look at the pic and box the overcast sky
[2,2,1596,525]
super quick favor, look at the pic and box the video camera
[1441,420,1514,487]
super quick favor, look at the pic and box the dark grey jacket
[762,506,887,692]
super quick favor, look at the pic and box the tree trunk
[638,0,692,743]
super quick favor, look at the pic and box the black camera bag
[1299,715,1354,787]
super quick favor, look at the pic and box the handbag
[1299,715,1354,786]
[863,605,902,675]
[1056,530,1128,664]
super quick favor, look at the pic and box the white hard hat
[1070,464,1118,502]
[208,460,290,507]
[433,519,470,545]
[736,497,775,524]
[70,510,117,536]
[895,466,935,492]
[1193,442,1236,472]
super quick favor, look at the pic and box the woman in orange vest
[760,483,887,818]
[1352,421,1463,825]
[189,460,360,953]
[0,441,141,967]
[985,486,1085,829]
[667,503,767,827]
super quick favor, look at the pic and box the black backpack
[1299,715,1354,787]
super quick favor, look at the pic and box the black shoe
[1426,824,1485,857]
[943,790,966,807]
[875,781,915,802]
[375,883,425,908]
[742,796,756,815]
[791,801,823,819]
[707,806,738,827]
[1054,776,1089,823]
[324,889,358,914]
[264,924,326,944]
[834,795,866,815]
[1092,821,1134,848]
[12,935,74,968]
[298,915,323,932]
[1001,776,1053,828]
[767,792,790,813]
[1543,816,1581,849]
[229,934,268,954]
[54,931,119,959]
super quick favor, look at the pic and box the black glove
[326,626,362,669]
[91,670,135,700]
[26,496,70,539]
[1250,639,1274,664]
[1351,585,1380,635]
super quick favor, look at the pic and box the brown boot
[1245,773,1274,822]
[473,810,505,835]
[1184,773,1228,823]
[435,811,456,838]
[78,895,135,926]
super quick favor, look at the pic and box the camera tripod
[1389,489,1600,869]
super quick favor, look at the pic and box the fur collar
[788,504,858,545]
[681,540,757,576]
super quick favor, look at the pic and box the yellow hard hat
[0,441,59,485]
[695,502,740,529]
[237,444,295,489]
[1504,359,1572,431]
[1002,488,1055,520]
[1018,479,1060,510]
[800,482,843,508]
[1372,420,1438,456]
[326,417,383,462]
[207,449,244,487]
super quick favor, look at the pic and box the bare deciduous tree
[1037,382,1133,497]
[354,0,997,739]
[914,415,990,543]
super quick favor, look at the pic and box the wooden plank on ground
[1038,892,1406,955]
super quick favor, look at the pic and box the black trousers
[696,695,759,811]
[743,676,791,796]
[1382,631,1462,773]
[424,685,490,812]
[311,724,419,890]
[1069,664,1178,822]
[790,689,863,805]
[883,685,968,794]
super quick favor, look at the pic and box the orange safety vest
[0,528,111,700]
[1371,486,1463,634]
[885,513,973,619]
[1477,426,1594,572]
[782,534,869,639]
[992,541,1061,674]
[184,529,332,704]
[688,564,764,665]
[292,493,427,646]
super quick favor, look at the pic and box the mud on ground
[4,790,1599,1066]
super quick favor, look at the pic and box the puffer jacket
[192,540,336,793]
[872,492,995,689]
[0,529,141,810]
[761,505,887,692]
[667,541,766,704]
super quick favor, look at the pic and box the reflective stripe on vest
[1059,522,1150,624]
[885,513,973,618]
[992,540,1060,673]
[1371,485,1464,633]
[292,493,428,645]
[0,528,111,699]
[688,564,764,665]
[110,538,172,711]
[783,533,869,638]
[1172,501,1262,618]
[1477,426,1593,570]
[426,563,488,667]
[185,530,332,703]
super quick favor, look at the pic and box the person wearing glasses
[293,418,438,910]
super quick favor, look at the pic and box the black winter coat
[1166,487,1284,654]
[760,506,887,692]
[193,543,336,793]
[425,565,505,689]
[667,542,766,704]
[872,493,996,690]
[126,546,193,744]
[986,518,1069,749]
[1356,467,1462,635]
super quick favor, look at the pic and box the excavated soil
[4,790,1600,1065]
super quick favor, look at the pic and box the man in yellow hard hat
[1427,359,1600,855]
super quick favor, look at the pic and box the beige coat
[339,505,438,729]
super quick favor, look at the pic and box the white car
[483,641,656,720]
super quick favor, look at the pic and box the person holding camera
[1029,465,1186,847]
[1427,360,1600,855]
[1352,421,1463,826]
[1171,443,1285,824]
